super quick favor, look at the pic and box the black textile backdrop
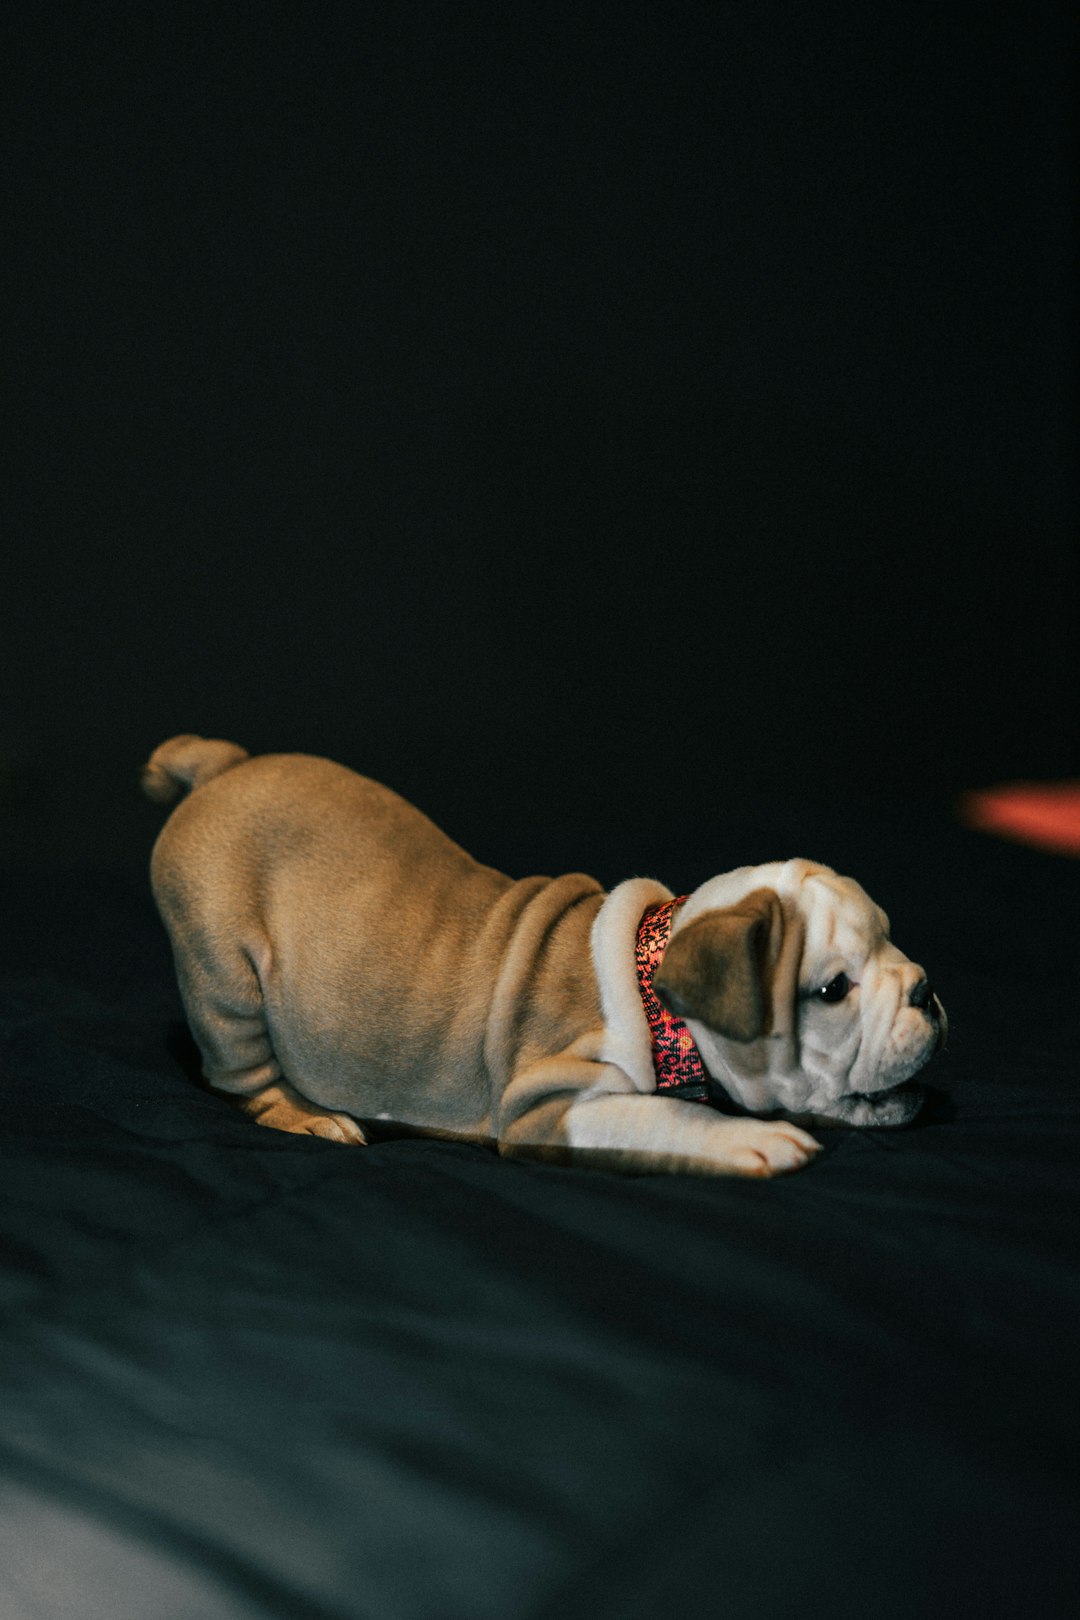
[1,805,1079,1617]
[1,0,1076,871]
[2,6,1079,1618]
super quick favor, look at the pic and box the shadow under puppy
[143,736,946,1178]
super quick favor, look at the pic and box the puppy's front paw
[720,1118,821,1178]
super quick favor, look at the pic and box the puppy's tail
[141,734,250,805]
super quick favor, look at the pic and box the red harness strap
[634,897,710,1102]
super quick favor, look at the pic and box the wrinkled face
[678,861,946,1127]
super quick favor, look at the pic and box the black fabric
[2,806,1078,1619]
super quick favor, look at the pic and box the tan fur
[144,737,945,1177]
[653,888,804,1041]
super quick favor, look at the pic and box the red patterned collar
[635,897,710,1101]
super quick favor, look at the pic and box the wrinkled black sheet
[2,802,1079,1619]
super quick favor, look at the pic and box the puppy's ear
[653,888,803,1042]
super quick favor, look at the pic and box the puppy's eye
[817,973,852,1004]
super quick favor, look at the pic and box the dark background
[3,1,1075,878]
[2,15,1079,1613]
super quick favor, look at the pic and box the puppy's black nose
[909,979,935,1012]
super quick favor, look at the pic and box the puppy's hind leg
[174,946,367,1146]
[236,1077,368,1145]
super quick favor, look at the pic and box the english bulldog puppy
[143,737,946,1178]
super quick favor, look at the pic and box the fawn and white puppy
[144,737,946,1178]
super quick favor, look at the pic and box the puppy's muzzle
[910,978,948,1052]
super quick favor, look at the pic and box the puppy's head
[653,859,946,1127]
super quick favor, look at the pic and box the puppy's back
[146,745,507,934]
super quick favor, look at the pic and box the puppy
[143,736,946,1178]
